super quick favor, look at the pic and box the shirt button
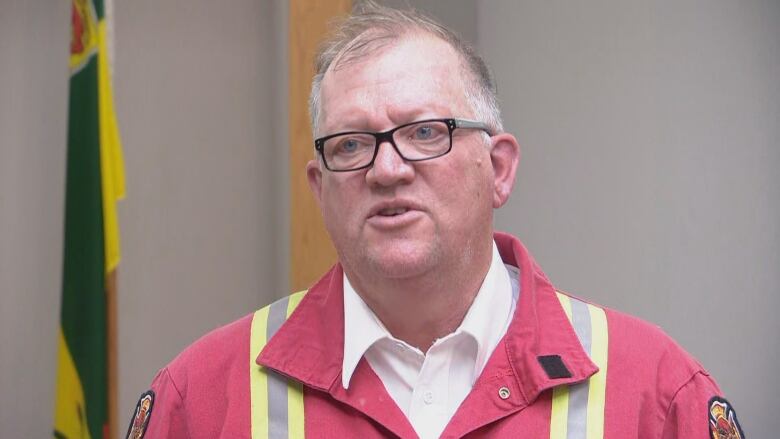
[498,386,511,400]
[423,390,434,404]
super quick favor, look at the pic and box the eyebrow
[322,106,455,135]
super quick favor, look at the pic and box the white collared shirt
[342,242,519,439]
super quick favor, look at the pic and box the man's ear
[489,133,520,208]
[306,159,324,207]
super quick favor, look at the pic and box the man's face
[307,34,513,282]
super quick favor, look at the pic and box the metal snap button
[498,386,510,400]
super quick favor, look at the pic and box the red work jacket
[136,232,742,438]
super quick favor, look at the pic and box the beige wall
[0,1,70,436]
[112,0,289,429]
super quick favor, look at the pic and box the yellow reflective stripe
[287,290,306,317]
[585,304,608,439]
[287,381,305,439]
[286,291,306,439]
[557,292,573,322]
[250,291,308,439]
[250,306,270,439]
[550,293,573,439]
[550,385,570,439]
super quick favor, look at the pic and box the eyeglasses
[314,118,492,172]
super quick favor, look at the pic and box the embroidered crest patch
[709,396,744,439]
[126,390,155,439]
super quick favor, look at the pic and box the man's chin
[361,245,439,280]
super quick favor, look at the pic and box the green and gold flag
[54,0,124,437]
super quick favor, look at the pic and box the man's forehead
[319,34,469,130]
[329,30,455,71]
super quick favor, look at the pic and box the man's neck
[344,240,494,353]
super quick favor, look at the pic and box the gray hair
[308,1,503,137]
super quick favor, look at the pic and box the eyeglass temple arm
[453,118,493,135]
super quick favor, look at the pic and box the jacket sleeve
[128,367,189,438]
[660,371,745,438]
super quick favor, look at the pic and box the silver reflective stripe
[566,298,592,439]
[570,299,592,354]
[266,296,291,439]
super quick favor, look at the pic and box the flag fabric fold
[55,0,124,437]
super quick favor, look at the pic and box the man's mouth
[366,202,423,229]
[377,207,409,217]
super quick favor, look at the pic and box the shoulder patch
[126,390,155,439]
[709,396,745,439]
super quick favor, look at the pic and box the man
[128,3,744,438]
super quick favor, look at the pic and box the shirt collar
[457,242,517,380]
[341,241,516,389]
[342,273,390,389]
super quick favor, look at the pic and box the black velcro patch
[538,355,572,379]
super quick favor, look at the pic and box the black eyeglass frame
[313,118,493,172]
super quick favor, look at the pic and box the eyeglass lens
[322,120,451,171]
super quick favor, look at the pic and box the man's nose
[365,140,414,187]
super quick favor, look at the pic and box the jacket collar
[492,231,598,405]
[257,263,345,392]
[257,264,419,438]
[257,232,598,434]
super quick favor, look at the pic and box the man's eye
[337,138,366,153]
[415,125,434,140]
[410,123,446,142]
